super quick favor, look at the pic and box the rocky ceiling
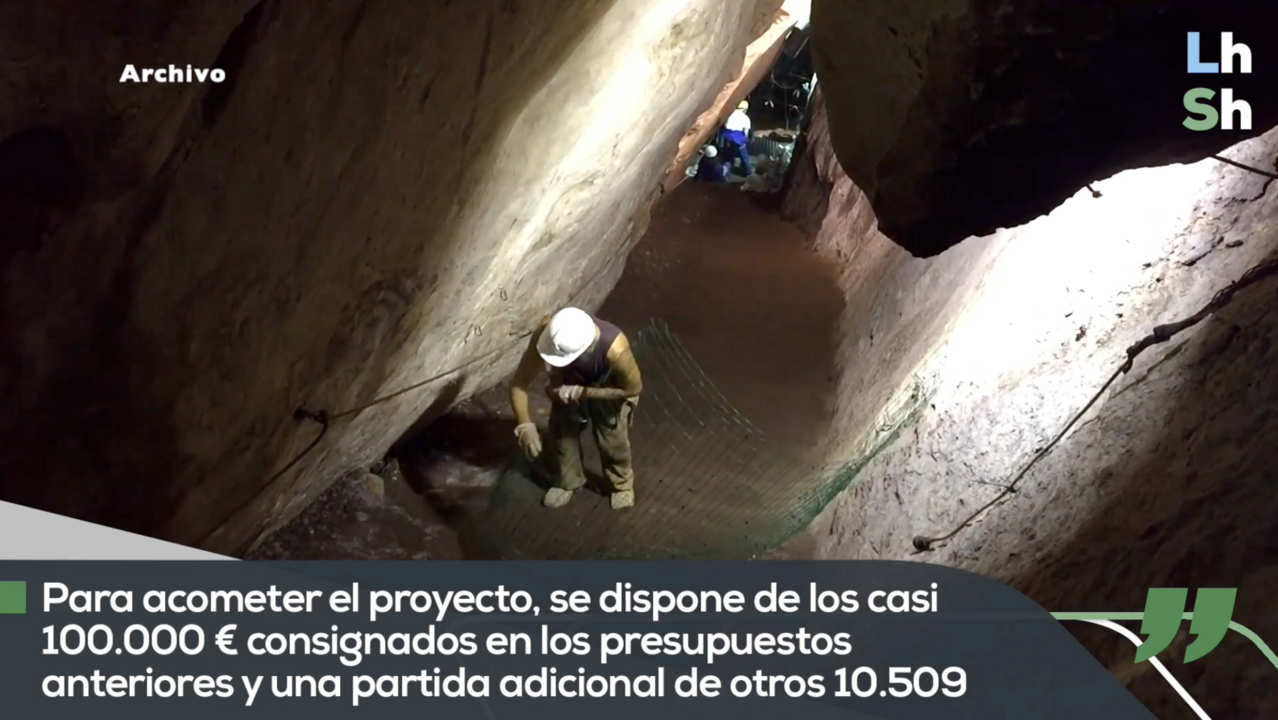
[810,0,1278,257]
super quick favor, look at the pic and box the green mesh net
[465,321,929,560]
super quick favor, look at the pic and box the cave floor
[249,181,845,560]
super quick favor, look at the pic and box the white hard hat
[702,145,718,158]
[537,307,596,367]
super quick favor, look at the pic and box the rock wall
[782,89,1010,458]
[659,2,799,192]
[810,0,1278,256]
[0,0,782,555]
[787,91,1278,717]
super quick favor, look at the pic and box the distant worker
[720,99,753,176]
[509,307,643,510]
[694,145,730,183]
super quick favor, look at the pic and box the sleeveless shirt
[561,315,622,388]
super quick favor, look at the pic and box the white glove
[515,422,542,459]
[553,385,585,404]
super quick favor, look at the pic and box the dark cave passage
[598,183,842,451]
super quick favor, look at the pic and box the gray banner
[0,560,1157,718]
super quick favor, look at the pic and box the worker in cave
[719,99,753,176]
[694,144,730,183]
[509,306,643,510]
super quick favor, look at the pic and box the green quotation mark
[1136,588,1237,664]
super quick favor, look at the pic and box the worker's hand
[552,385,585,404]
[514,422,542,459]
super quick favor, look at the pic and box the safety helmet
[702,144,718,158]
[737,100,749,111]
[537,307,596,367]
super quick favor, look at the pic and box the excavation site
[2,1,1277,717]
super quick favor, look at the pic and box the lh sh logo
[1183,32,1252,131]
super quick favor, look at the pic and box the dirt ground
[250,181,845,560]
[601,181,843,449]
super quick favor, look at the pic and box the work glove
[551,385,585,404]
[514,422,542,459]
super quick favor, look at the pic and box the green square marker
[0,581,27,615]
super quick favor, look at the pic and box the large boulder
[811,0,1278,256]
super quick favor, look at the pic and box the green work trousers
[548,397,637,494]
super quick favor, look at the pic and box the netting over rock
[466,321,928,559]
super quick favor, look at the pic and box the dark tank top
[562,315,622,388]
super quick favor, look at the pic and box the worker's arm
[583,333,642,401]
[510,319,550,425]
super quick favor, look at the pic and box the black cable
[912,254,1278,553]
[196,253,629,554]
[1210,154,1278,180]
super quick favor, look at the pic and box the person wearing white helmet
[509,307,643,510]
[694,144,729,183]
[719,99,753,176]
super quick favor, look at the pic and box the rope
[1209,153,1278,180]
[912,153,1278,552]
[194,252,628,550]
[193,334,534,550]
[912,253,1278,553]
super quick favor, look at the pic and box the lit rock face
[787,88,1278,718]
[811,0,1278,256]
[0,0,782,554]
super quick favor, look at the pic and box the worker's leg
[544,402,587,508]
[591,398,637,509]
[733,141,753,175]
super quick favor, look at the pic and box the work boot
[543,487,573,508]
[610,490,634,510]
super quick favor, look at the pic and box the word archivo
[119,64,226,83]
